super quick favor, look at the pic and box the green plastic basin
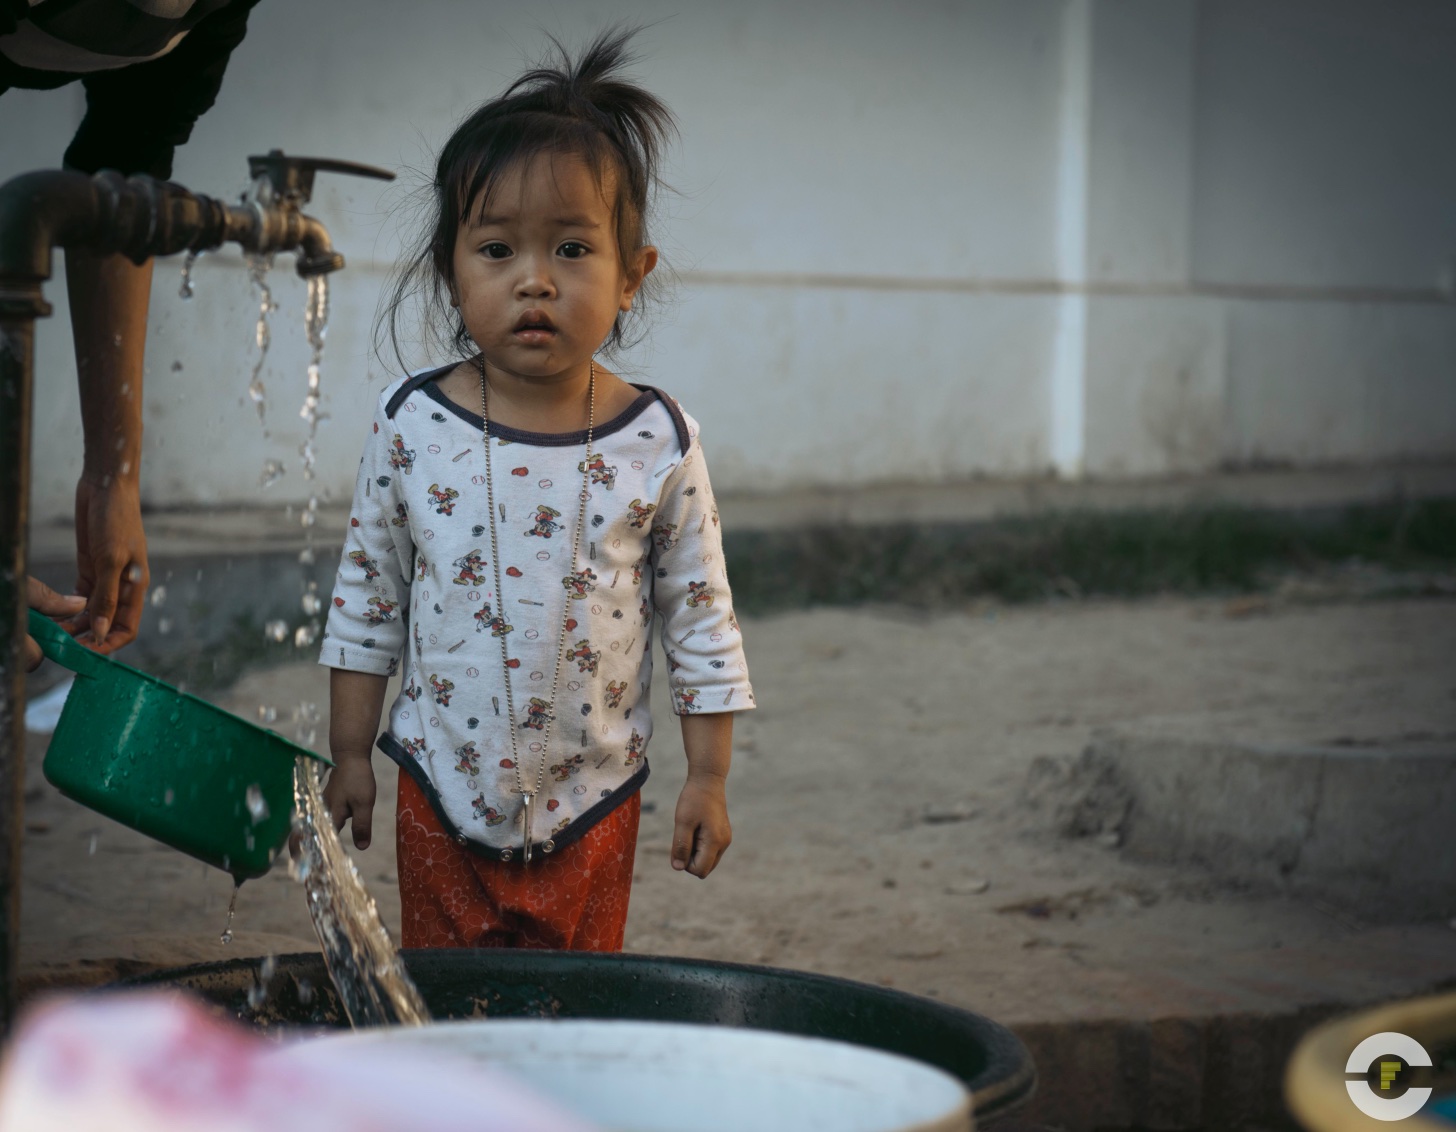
[29,609,331,880]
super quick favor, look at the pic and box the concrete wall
[2,0,1453,515]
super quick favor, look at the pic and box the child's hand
[671,774,731,879]
[322,756,378,850]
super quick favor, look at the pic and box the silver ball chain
[478,355,594,862]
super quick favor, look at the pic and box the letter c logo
[1346,1033,1432,1121]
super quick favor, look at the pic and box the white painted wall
[2,0,1453,516]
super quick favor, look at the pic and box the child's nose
[515,256,556,299]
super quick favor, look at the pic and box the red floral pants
[396,770,640,951]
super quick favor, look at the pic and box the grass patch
[722,497,1456,613]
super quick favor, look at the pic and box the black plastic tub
[126,949,1036,1124]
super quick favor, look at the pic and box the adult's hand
[65,248,153,653]
[73,472,149,652]
[23,577,87,671]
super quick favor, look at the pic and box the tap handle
[246,150,395,205]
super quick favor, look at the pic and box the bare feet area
[20,593,1456,1029]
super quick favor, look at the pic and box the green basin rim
[123,949,1036,1123]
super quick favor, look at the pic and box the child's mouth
[513,310,556,343]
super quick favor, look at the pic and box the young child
[319,30,753,952]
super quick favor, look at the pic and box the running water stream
[289,756,428,1027]
[246,254,276,423]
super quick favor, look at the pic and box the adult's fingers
[98,559,148,653]
[22,635,43,673]
[26,576,87,618]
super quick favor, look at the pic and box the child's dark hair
[378,27,676,372]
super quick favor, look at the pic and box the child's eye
[481,242,511,259]
[557,241,589,259]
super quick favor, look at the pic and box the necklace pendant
[521,792,535,864]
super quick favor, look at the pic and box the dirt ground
[17,592,1456,1026]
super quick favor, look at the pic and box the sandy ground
[17,593,1456,1025]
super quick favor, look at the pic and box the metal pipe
[0,297,40,1031]
[0,155,389,1029]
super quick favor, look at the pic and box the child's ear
[620,246,658,312]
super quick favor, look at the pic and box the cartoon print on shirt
[453,549,487,586]
[427,483,460,515]
[711,500,720,527]
[626,499,655,528]
[473,601,512,637]
[525,504,562,538]
[473,794,508,826]
[728,609,740,632]
[454,742,481,776]
[624,729,645,767]
[521,697,553,730]
[365,596,398,626]
[349,550,380,581]
[388,434,415,474]
[328,389,756,857]
[562,567,597,598]
[580,452,617,489]
[566,638,601,676]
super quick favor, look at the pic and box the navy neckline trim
[385,362,690,453]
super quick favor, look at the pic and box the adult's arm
[65,247,151,651]
[55,0,261,647]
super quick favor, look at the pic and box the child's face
[451,151,655,385]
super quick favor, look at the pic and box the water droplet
[257,705,278,724]
[259,458,286,488]
[219,883,240,944]
[163,788,175,805]
[149,585,167,608]
[87,833,98,855]
[125,564,144,584]
[301,592,321,616]
[293,622,318,648]
[157,616,173,635]
[246,784,270,824]
[298,547,316,566]
[264,620,289,643]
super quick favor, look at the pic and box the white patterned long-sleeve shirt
[320,366,754,860]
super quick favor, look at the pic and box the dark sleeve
[63,0,263,179]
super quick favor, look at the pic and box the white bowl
[316,1018,973,1132]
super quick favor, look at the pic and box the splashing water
[179,251,198,300]
[290,756,427,1027]
[246,254,277,422]
[259,458,286,488]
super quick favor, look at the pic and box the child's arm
[672,712,733,878]
[323,668,388,850]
